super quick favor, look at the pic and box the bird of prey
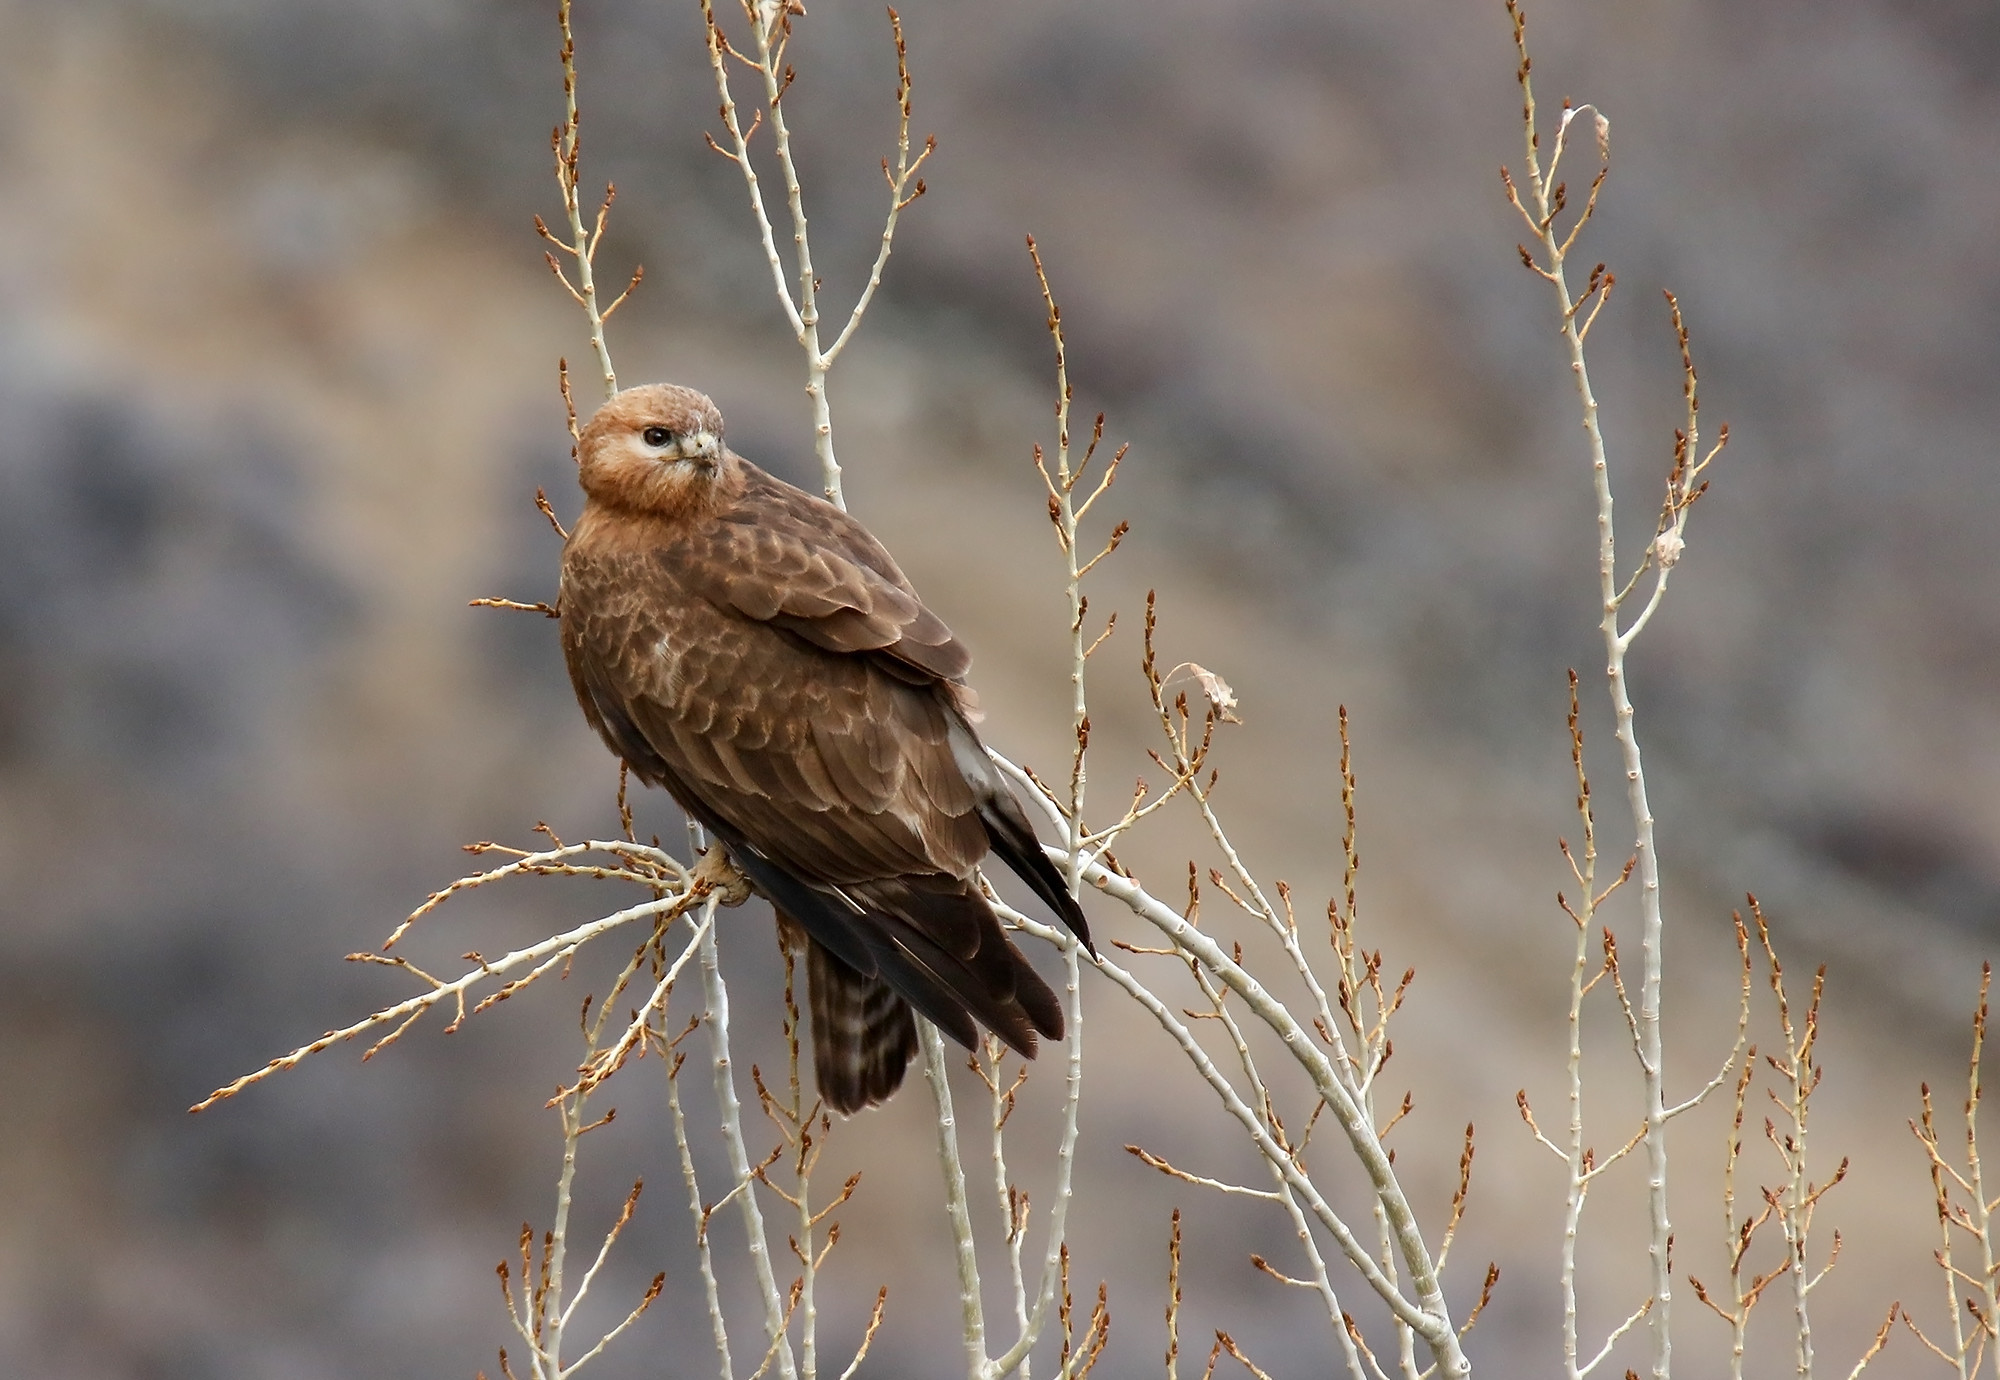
[558,383,1093,1112]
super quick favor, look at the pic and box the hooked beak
[679,428,721,464]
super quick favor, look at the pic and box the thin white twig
[990,941,1088,1380]
[1504,7,1707,1374]
[664,1018,736,1380]
[701,4,929,509]
[699,0,803,338]
[191,890,696,1112]
[570,909,714,1101]
[921,1020,989,1379]
[1006,903,1450,1359]
[981,1038,1032,1337]
[1258,1147,1371,1380]
[823,9,930,366]
[700,911,800,1380]
[553,0,619,400]
[994,748,1466,1376]
[1577,1298,1653,1378]
[558,926,712,1342]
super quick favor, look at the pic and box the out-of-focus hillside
[3,0,1997,1375]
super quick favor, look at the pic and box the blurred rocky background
[3,0,1997,1375]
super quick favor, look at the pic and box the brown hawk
[558,383,1093,1112]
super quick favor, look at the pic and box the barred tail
[804,934,919,1114]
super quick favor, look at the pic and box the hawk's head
[577,383,728,516]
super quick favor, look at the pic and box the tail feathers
[978,785,1094,954]
[804,939,919,1115]
[725,823,1069,1111]
[845,875,1064,1056]
[943,706,1094,953]
[793,872,1066,1112]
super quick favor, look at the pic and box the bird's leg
[691,842,754,908]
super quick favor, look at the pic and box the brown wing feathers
[704,469,972,680]
[560,385,1089,1112]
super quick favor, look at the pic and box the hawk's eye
[642,426,674,448]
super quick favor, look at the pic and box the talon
[692,844,754,907]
